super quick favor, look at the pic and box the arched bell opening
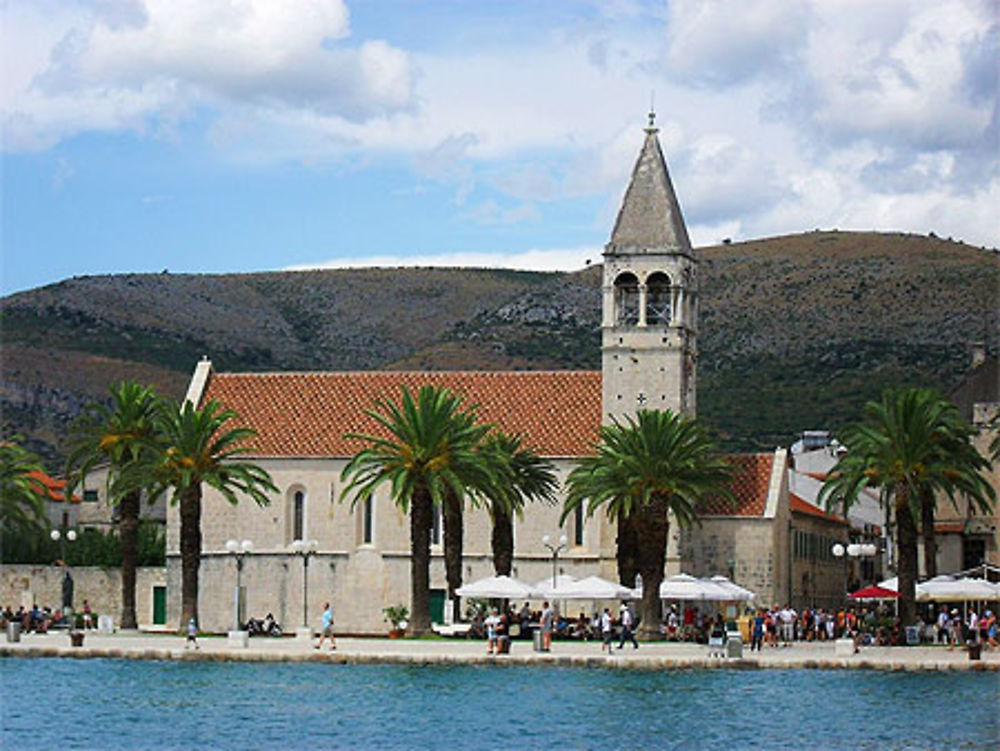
[645,272,672,326]
[614,272,640,325]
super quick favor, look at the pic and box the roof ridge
[214,370,603,377]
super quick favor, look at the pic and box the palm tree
[0,439,49,535]
[820,388,995,625]
[481,432,558,576]
[133,399,276,629]
[341,385,498,635]
[564,409,732,640]
[65,381,159,629]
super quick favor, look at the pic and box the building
[167,119,841,633]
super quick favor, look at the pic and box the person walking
[751,608,765,652]
[185,616,199,650]
[617,603,638,649]
[601,608,614,654]
[315,602,336,651]
[540,601,554,651]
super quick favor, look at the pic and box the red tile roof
[790,493,849,526]
[27,471,80,503]
[202,370,603,458]
[699,453,775,517]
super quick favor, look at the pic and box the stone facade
[0,564,166,627]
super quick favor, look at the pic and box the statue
[62,570,74,610]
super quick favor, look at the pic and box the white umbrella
[561,575,634,600]
[455,575,538,599]
[708,575,756,602]
[878,576,899,593]
[531,574,578,598]
[916,575,1000,602]
[658,573,731,601]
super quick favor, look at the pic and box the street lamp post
[290,539,319,636]
[50,528,78,615]
[832,542,879,596]
[542,533,568,588]
[225,538,253,632]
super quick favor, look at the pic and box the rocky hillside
[2,231,996,466]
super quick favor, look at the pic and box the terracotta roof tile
[27,470,80,503]
[202,370,603,458]
[790,493,849,526]
[700,453,774,517]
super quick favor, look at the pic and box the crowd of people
[1,600,95,634]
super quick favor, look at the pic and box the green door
[152,586,167,625]
[429,589,445,625]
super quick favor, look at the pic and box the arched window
[431,504,442,546]
[362,498,374,544]
[645,272,671,326]
[614,272,640,325]
[573,503,585,547]
[293,490,305,541]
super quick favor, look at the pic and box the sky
[2,0,997,294]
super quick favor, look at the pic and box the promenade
[3,630,998,671]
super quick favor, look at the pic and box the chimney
[970,341,986,370]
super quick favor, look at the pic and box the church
[169,119,847,634]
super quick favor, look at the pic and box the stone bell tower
[602,113,697,424]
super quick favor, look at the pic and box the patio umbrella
[849,585,900,600]
[455,575,539,599]
[877,576,899,593]
[531,574,578,598]
[916,575,1000,602]
[561,575,634,600]
[708,575,756,602]
[658,573,731,601]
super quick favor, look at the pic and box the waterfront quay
[3,631,998,672]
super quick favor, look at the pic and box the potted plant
[383,605,409,638]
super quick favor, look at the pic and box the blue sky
[2,0,997,294]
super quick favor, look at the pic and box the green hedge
[0,522,165,567]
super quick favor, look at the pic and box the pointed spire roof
[607,118,692,254]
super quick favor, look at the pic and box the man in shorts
[601,608,614,654]
[540,601,554,651]
[316,602,336,651]
[485,607,500,655]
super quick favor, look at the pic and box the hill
[2,231,997,466]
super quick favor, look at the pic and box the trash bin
[725,633,743,659]
[69,630,85,647]
[968,641,982,661]
[905,626,920,645]
[532,628,547,652]
[6,622,21,643]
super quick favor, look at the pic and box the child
[186,617,199,650]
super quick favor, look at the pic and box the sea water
[1,658,997,750]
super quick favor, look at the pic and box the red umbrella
[849,585,900,600]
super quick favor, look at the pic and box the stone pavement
[3,630,999,671]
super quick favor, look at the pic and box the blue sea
[1,658,997,750]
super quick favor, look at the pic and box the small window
[573,503,585,547]
[293,490,305,541]
[362,497,373,544]
[83,490,98,503]
[431,504,441,546]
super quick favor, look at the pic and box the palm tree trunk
[920,488,937,579]
[409,489,433,635]
[443,492,463,624]
[178,484,202,631]
[118,490,141,630]
[616,510,640,588]
[491,506,513,576]
[895,488,918,626]
[635,498,669,641]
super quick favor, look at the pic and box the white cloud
[284,245,600,273]
[2,0,415,151]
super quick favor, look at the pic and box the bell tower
[602,113,697,423]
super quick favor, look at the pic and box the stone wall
[680,518,781,607]
[0,564,166,627]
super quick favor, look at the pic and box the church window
[573,503,585,546]
[431,504,441,546]
[293,490,305,541]
[362,497,374,544]
[613,273,640,325]
[646,272,671,325]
